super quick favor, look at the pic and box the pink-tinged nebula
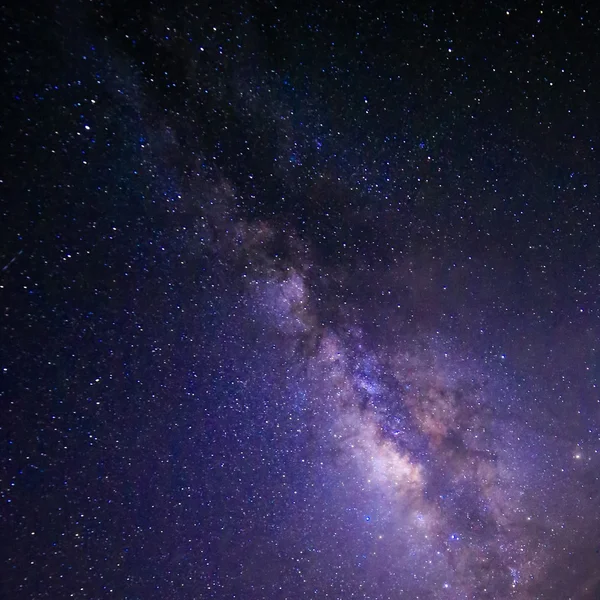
[240,241,585,599]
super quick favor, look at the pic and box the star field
[2,2,600,599]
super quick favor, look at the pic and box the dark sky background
[2,1,600,599]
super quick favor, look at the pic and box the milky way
[2,2,600,599]
[213,203,598,599]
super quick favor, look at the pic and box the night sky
[2,2,600,599]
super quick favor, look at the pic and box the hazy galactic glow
[3,3,600,599]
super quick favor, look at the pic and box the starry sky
[2,2,600,599]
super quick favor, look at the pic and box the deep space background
[2,1,600,599]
